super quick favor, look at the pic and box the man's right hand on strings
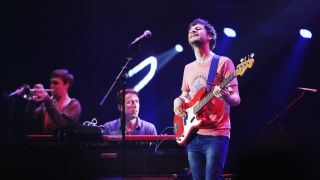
[173,97,186,118]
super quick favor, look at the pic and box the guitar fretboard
[193,72,236,114]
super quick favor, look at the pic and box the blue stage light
[175,44,183,52]
[223,28,236,38]
[299,29,312,39]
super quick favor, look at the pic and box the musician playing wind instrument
[26,69,81,134]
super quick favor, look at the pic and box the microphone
[9,84,30,97]
[297,87,318,93]
[129,30,152,47]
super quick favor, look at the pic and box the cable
[82,118,105,133]
[154,126,175,154]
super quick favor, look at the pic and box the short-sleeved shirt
[103,117,157,135]
[181,56,238,137]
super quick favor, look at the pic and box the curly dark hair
[189,18,217,50]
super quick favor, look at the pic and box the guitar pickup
[190,117,195,123]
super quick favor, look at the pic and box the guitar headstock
[235,53,254,76]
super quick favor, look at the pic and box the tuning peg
[250,53,254,58]
[240,58,244,62]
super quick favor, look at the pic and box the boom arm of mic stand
[266,92,305,128]
[99,57,132,106]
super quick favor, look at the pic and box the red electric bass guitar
[173,54,255,145]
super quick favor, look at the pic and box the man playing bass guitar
[173,18,241,180]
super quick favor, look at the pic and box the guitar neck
[221,72,236,89]
[194,72,236,114]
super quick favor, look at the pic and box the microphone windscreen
[144,30,152,38]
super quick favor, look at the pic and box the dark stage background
[1,0,320,179]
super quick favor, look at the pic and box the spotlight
[299,29,312,39]
[175,44,183,52]
[223,27,236,38]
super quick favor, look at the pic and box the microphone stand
[99,57,132,107]
[99,44,141,178]
[266,91,305,128]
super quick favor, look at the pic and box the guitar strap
[206,54,220,92]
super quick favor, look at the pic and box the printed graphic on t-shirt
[191,74,207,92]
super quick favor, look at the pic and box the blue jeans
[186,135,229,180]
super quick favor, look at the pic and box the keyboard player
[103,88,157,135]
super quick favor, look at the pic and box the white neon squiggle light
[127,56,157,92]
